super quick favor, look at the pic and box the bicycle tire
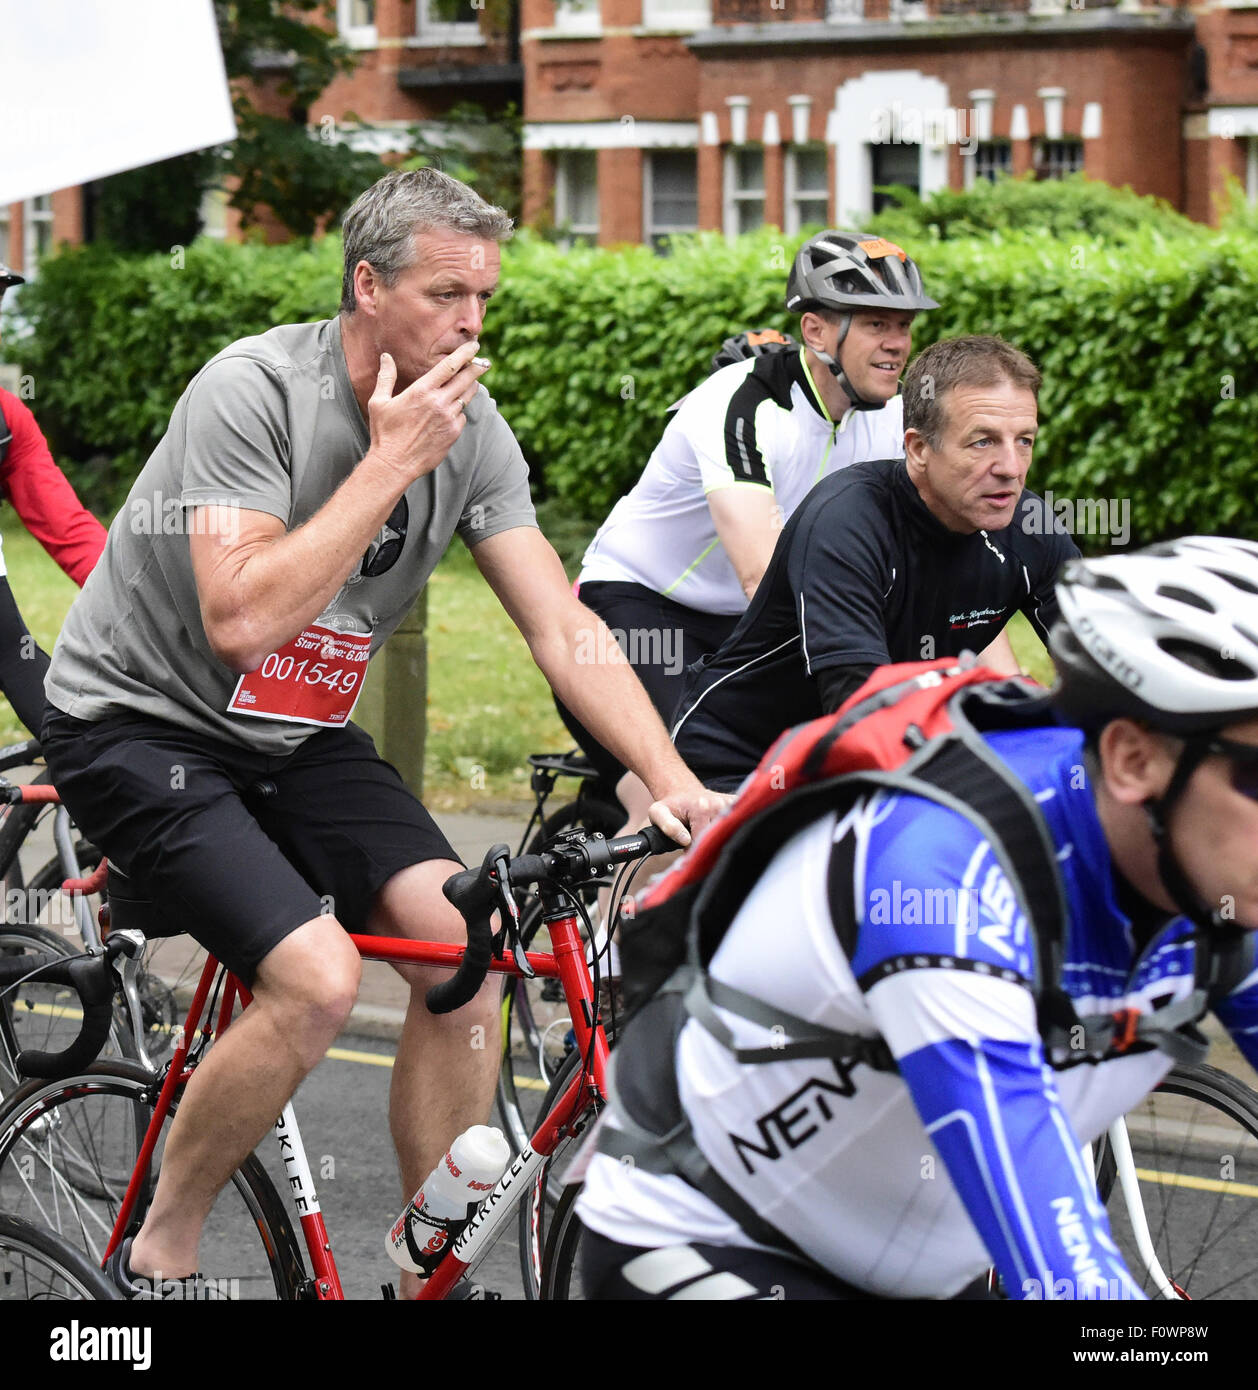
[27,848,183,1071]
[537,1170,591,1301]
[497,795,623,1154]
[1094,1061,1258,1299]
[0,1212,122,1301]
[517,1045,604,1300]
[0,1060,307,1300]
[0,924,135,1102]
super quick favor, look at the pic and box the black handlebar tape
[634,824,676,857]
[426,845,508,1016]
[12,953,116,1080]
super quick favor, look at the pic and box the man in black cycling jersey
[671,334,1080,792]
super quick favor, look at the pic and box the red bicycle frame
[101,900,610,1300]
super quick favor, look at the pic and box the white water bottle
[385,1125,511,1275]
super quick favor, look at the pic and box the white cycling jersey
[578,349,905,616]
[577,726,1258,1299]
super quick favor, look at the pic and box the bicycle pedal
[448,1280,501,1301]
[381,1282,397,1300]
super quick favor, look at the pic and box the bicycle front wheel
[517,1046,605,1300]
[498,795,624,1155]
[0,1213,122,1301]
[0,1061,307,1300]
[1095,1062,1258,1299]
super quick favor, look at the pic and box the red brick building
[4,0,1257,274]
[520,0,1258,244]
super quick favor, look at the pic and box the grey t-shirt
[46,317,537,753]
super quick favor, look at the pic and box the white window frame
[199,186,230,241]
[554,150,599,247]
[825,0,864,21]
[415,0,484,45]
[22,195,54,279]
[553,0,602,35]
[337,0,378,49]
[723,146,765,238]
[785,145,829,234]
[643,149,699,250]
[640,0,711,30]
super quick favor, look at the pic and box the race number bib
[227,623,371,726]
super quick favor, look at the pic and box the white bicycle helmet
[1051,536,1258,735]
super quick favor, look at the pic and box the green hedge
[5,192,1257,546]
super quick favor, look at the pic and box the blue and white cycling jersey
[577,725,1258,1299]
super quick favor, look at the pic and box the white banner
[0,0,236,207]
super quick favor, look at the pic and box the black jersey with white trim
[671,456,1079,787]
[578,350,905,617]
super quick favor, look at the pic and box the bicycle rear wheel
[0,1212,122,1301]
[28,848,183,1070]
[0,1061,306,1300]
[1095,1062,1258,1299]
[0,924,134,1101]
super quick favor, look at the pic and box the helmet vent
[1156,584,1215,613]
[1159,638,1256,681]
[1204,567,1258,595]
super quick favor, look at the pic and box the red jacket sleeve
[0,388,107,587]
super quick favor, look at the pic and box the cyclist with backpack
[574,536,1258,1300]
[560,231,937,830]
[0,263,106,735]
[671,334,1080,792]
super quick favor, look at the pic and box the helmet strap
[1143,737,1222,931]
[811,313,882,413]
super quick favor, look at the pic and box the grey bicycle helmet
[1051,536,1258,736]
[786,231,937,317]
[710,328,797,375]
[786,231,935,410]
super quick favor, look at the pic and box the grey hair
[340,167,514,314]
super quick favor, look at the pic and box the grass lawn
[2,505,1055,810]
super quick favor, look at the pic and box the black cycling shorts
[40,707,460,986]
[555,580,738,788]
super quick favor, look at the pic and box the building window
[972,141,1012,184]
[786,146,829,234]
[415,0,482,42]
[645,150,698,252]
[869,142,919,213]
[23,196,54,278]
[1034,139,1084,180]
[555,151,599,247]
[724,147,764,237]
[554,0,601,33]
[338,0,377,47]
[641,0,711,28]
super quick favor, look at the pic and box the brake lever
[492,848,536,980]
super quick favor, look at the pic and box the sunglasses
[360,496,409,579]
[1205,737,1258,802]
